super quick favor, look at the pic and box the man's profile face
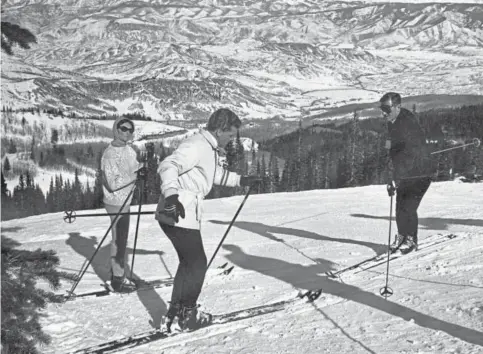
[380,103,400,122]
[216,126,238,147]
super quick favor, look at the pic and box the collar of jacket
[200,129,219,151]
[395,107,413,122]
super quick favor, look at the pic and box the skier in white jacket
[101,117,145,291]
[156,108,261,331]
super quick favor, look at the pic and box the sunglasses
[118,126,134,133]
[380,105,392,115]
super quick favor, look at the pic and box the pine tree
[268,151,279,193]
[347,110,363,187]
[1,236,75,354]
[73,169,83,210]
[1,172,14,220]
[3,156,11,174]
[39,151,44,167]
[235,130,245,174]
[30,137,36,161]
[93,152,104,208]
[280,158,291,192]
[46,178,55,212]
[1,172,8,196]
[51,129,59,147]
[1,21,37,56]
[18,174,25,190]
[25,171,33,189]
[8,139,17,154]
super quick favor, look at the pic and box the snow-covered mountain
[2,0,482,120]
[2,180,482,353]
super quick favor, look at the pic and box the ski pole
[64,211,155,223]
[66,185,136,300]
[380,195,394,299]
[430,138,480,155]
[206,186,252,270]
[130,159,147,282]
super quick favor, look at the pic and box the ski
[60,278,174,302]
[70,289,322,354]
[61,264,236,301]
[326,233,457,279]
[353,233,457,275]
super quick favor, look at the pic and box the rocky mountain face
[2,0,482,120]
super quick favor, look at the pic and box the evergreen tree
[18,174,25,190]
[280,158,291,192]
[1,236,75,354]
[8,139,17,154]
[25,171,33,189]
[39,151,44,167]
[72,169,83,210]
[30,137,36,161]
[1,172,8,196]
[347,110,364,187]
[1,172,13,220]
[1,21,37,56]
[268,151,280,193]
[235,130,245,174]
[3,156,11,174]
[51,129,59,147]
[93,152,104,209]
[46,178,55,213]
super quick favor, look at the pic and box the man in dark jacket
[381,92,432,254]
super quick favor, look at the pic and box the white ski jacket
[156,129,241,229]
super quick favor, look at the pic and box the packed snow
[2,180,482,353]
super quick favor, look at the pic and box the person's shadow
[66,232,168,329]
[351,214,483,231]
[209,220,386,256]
[222,244,483,347]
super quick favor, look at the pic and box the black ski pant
[395,177,431,241]
[159,223,207,308]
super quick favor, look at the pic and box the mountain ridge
[2,0,482,120]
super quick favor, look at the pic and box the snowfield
[2,181,483,353]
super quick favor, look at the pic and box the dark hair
[117,118,134,129]
[206,108,242,132]
[379,92,401,106]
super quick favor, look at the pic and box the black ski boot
[390,233,406,253]
[179,305,213,331]
[110,275,125,292]
[165,302,181,333]
[399,235,418,254]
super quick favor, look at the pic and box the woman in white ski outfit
[101,117,142,291]
[156,108,261,331]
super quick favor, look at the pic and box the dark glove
[164,194,185,223]
[136,166,148,179]
[386,182,396,197]
[240,175,263,188]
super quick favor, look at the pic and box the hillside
[1,181,482,353]
[2,0,482,120]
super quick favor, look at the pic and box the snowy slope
[2,181,483,353]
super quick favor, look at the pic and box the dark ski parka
[387,108,431,181]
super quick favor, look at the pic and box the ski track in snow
[2,181,483,354]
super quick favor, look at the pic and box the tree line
[258,104,483,193]
[2,104,482,221]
